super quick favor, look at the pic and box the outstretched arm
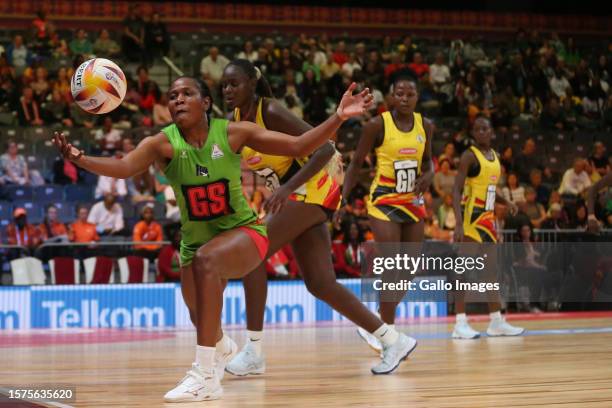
[229,83,372,158]
[52,131,168,179]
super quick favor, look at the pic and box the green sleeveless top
[162,118,266,266]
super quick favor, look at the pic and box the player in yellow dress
[341,69,434,352]
[221,59,415,376]
[451,116,524,339]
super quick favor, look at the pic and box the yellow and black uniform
[367,111,427,223]
[461,146,500,243]
[234,98,340,211]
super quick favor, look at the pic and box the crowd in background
[0,6,610,283]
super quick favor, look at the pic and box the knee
[192,249,217,277]
[304,276,332,299]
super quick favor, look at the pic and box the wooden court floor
[1,313,612,407]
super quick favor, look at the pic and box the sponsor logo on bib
[399,148,417,155]
[211,144,224,159]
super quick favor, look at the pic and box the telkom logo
[0,310,20,329]
[42,300,165,328]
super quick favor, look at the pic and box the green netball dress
[162,118,266,265]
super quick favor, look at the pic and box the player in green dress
[53,77,372,402]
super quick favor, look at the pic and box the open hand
[336,83,374,120]
[52,131,83,161]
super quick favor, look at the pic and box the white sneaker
[357,327,382,355]
[164,363,222,402]
[225,342,265,376]
[371,333,417,375]
[215,336,238,381]
[452,320,480,339]
[486,317,525,337]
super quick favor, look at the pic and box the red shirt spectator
[332,41,348,66]
[408,52,429,78]
[69,206,99,243]
[133,205,163,251]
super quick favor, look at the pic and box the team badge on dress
[211,144,224,159]
[196,164,209,177]
[180,150,188,159]
[416,134,425,144]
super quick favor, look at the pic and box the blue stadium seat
[0,201,11,227]
[65,185,94,202]
[34,185,64,202]
[5,185,33,201]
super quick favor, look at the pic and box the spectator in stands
[69,29,93,57]
[549,68,571,99]
[589,141,609,177]
[69,101,95,128]
[237,41,258,63]
[437,193,456,231]
[139,81,158,113]
[6,35,30,75]
[568,202,589,230]
[332,221,365,278]
[52,156,79,185]
[408,52,429,79]
[94,116,123,155]
[121,4,145,62]
[559,37,580,67]
[38,204,68,242]
[42,89,72,127]
[332,41,348,66]
[1,139,29,185]
[157,227,181,282]
[31,67,50,104]
[200,46,230,89]
[522,187,547,228]
[515,138,544,183]
[32,9,50,42]
[95,173,128,200]
[53,67,72,102]
[18,86,43,126]
[341,53,361,79]
[6,208,41,252]
[133,204,163,260]
[88,192,125,236]
[502,172,526,204]
[433,158,456,198]
[500,146,514,174]
[153,93,172,126]
[309,38,327,67]
[529,169,550,207]
[430,52,451,93]
[69,205,99,243]
[321,50,341,81]
[384,52,406,80]
[558,158,591,197]
[540,203,566,230]
[145,12,170,62]
[45,25,69,59]
[136,66,156,99]
[93,29,121,59]
[302,51,321,82]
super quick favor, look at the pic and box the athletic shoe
[357,327,382,354]
[371,333,417,375]
[164,363,222,402]
[452,321,480,339]
[486,317,525,337]
[225,342,266,376]
[215,336,238,381]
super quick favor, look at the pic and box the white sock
[373,324,399,346]
[215,334,231,355]
[196,345,216,375]
[490,311,502,321]
[247,330,263,356]
[456,313,467,323]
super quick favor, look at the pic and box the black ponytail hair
[390,67,418,90]
[172,76,213,122]
[226,59,273,98]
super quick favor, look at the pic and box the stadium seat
[49,257,80,285]
[0,201,11,226]
[6,185,33,201]
[65,184,95,202]
[25,155,43,171]
[84,256,115,284]
[121,202,136,219]
[34,184,64,202]
[118,256,149,283]
[11,257,46,285]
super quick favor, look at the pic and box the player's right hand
[52,131,84,161]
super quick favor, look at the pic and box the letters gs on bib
[181,179,234,221]
[394,159,418,194]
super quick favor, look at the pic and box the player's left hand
[52,131,84,161]
[264,185,292,215]
[336,82,374,120]
[414,172,434,195]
